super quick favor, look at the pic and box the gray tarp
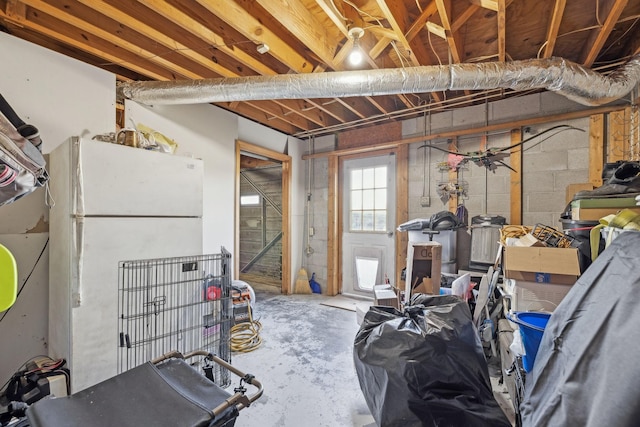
[521,231,640,426]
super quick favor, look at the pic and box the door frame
[327,145,409,296]
[235,140,292,294]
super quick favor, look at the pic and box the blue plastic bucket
[508,311,551,372]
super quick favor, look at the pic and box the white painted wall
[124,104,306,288]
[0,32,306,382]
[0,31,114,383]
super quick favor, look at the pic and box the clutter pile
[356,173,640,425]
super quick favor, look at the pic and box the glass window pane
[375,167,387,188]
[362,210,374,231]
[351,190,362,210]
[374,188,386,210]
[351,169,362,190]
[350,211,362,230]
[362,189,374,209]
[240,194,260,205]
[355,257,378,290]
[362,168,375,189]
[375,211,387,231]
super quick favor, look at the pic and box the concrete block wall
[302,135,334,293]
[522,117,590,226]
[404,93,593,228]
[304,91,597,292]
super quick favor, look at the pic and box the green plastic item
[0,243,17,312]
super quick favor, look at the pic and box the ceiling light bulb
[349,48,363,66]
[347,27,365,67]
[257,43,270,54]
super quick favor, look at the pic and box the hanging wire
[305,136,315,257]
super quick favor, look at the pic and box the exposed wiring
[0,355,65,394]
[500,225,533,245]
[427,28,442,66]
[230,303,262,353]
[0,238,49,324]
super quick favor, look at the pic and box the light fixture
[257,43,270,54]
[347,27,365,66]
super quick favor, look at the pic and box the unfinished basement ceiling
[2,0,639,137]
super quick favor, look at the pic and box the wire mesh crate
[118,249,232,387]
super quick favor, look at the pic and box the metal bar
[240,171,282,216]
[240,232,283,273]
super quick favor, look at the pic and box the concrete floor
[230,289,514,427]
[232,290,375,427]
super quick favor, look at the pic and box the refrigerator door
[71,137,203,217]
[50,216,203,392]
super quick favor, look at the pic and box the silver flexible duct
[118,55,640,107]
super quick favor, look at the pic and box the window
[240,194,260,206]
[349,166,387,232]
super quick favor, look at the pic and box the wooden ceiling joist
[580,0,629,67]
[542,0,567,58]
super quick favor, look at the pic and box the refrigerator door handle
[72,215,84,307]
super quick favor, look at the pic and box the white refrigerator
[49,137,204,392]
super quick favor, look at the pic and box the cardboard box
[516,233,545,247]
[503,279,572,312]
[374,284,400,309]
[571,206,640,221]
[404,242,442,301]
[566,183,594,204]
[504,246,580,285]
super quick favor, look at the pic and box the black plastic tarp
[521,231,640,427]
[354,295,510,427]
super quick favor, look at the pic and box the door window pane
[362,168,374,189]
[349,165,388,232]
[351,169,362,190]
[375,211,387,231]
[350,211,362,230]
[351,190,362,210]
[362,211,374,231]
[374,167,387,187]
[374,188,386,210]
[362,189,374,210]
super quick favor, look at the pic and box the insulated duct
[118,55,640,107]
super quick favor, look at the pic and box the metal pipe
[119,55,640,107]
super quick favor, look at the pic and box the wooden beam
[468,0,500,12]
[374,0,422,66]
[451,4,480,33]
[589,114,605,187]
[425,21,446,40]
[314,0,349,36]
[5,0,26,22]
[405,0,439,42]
[542,0,567,58]
[139,0,338,127]
[435,0,461,63]
[20,0,203,79]
[580,0,629,67]
[194,0,314,73]
[327,154,339,296]
[607,107,630,162]
[395,144,409,287]
[303,104,626,160]
[510,128,523,225]
[0,8,170,81]
[137,0,275,77]
[78,0,238,79]
[497,0,506,62]
[255,0,338,70]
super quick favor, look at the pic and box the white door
[342,154,396,298]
